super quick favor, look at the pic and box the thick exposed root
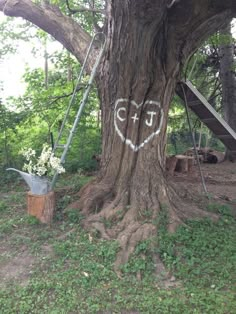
[69,180,114,214]
[82,204,158,274]
[70,178,219,274]
[114,222,156,272]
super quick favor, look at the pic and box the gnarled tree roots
[68,177,218,276]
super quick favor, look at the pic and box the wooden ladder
[176,80,236,154]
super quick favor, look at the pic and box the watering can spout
[7,168,33,188]
[6,168,51,195]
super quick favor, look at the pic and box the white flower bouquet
[20,144,65,177]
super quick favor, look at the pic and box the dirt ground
[171,160,236,215]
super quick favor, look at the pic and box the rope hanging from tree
[181,83,208,194]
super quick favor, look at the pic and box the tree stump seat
[27,191,55,224]
[166,155,195,175]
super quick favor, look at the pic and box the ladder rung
[201,118,216,123]
[217,135,232,139]
[55,144,66,149]
[76,83,87,91]
[187,100,201,107]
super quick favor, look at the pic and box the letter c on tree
[117,107,126,122]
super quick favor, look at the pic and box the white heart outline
[114,98,164,152]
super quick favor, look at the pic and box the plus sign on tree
[1,0,236,270]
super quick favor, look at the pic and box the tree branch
[65,0,104,32]
[65,0,106,15]
[0,0,97,72]
[168,0,236,63]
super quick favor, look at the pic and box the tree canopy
[1,1,236,71]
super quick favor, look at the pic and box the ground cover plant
[0,174,235,314]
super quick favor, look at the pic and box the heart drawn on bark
[114,99,164,152]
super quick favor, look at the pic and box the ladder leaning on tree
[50,32,106,189]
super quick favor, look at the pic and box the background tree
[219,21,236,161]
[1,0,236,269]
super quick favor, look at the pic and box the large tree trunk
[77,0,213,269]
[219,22,236,161]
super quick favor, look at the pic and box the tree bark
[76,0,228,268]
[219,22,236,161]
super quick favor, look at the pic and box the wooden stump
[175,155,189,173]
[186,147,225,163]
[27,191,55,224]
[205,150,225,163]
[166,155,195,175]
[166,155,178,175]
[187,157,195,173]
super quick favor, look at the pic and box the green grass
[0,178,235,313]
[159,218,236,287]
[56,173,94,191]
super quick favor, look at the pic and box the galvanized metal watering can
[7,168,51,195]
